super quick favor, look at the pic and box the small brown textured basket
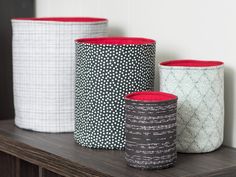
[124,91,178,169]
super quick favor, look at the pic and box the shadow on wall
[108,26,126,36]
[0,0,34,120]
[224,65,235,146]
[155,51,180,90]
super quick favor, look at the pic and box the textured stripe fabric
[159,61,224,153]
[74,37,156,149]
[125,94,177,169]
[12,19,108,132]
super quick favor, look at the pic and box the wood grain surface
[0,151,17,177]
[0,120,236,177]
[42,169,64,177]
[20,159,39,177]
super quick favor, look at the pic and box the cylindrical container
[75,37,156,149]
[12,17,108,132]
[159,60,224,153]
[124,91,178,169]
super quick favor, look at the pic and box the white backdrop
[36,0,236,148]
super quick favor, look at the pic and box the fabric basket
[75,37,156,149]
[12,17,108,132]
[124,91,178,169]
[159,60,224,153]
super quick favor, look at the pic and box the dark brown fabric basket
[124,91,178,169]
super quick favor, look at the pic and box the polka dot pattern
[75,38,156,149]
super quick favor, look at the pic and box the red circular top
[76,37,156,45]
[13,17,107,22]
[125,91,177,102]
[160,60,223,67]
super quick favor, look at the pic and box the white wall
[36,0,236,148]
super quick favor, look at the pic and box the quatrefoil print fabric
[75,41,156,149]
[159,64,224,153]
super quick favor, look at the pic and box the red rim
[75,37,156,45]
[12,17,108,22]
[160,60,224,67]
[125,91,177,102]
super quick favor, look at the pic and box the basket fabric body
[12,19,108,132]
[125,94,177,169]
[75,39,156,149]
[159,62,224,153]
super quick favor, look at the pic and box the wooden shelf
[0,120,236,177]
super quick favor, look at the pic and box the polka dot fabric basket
[159,60,224,153]
[75,37,156,149]
[124,91,178,169]
[12,17,108,132]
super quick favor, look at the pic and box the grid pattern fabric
[12,19,108,132]
[159,64,224,153]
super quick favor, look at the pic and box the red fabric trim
[160,60,223,67]
[125,91,177,102]
[76,37,156,45]
[13,17,107,22]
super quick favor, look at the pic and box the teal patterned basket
[159,60,224,153]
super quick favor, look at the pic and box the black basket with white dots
[74,37,156,149]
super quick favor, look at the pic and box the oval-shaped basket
[75,37,156,149]
[12,17,108,132]
[124,91,178,169]
[159,60,224,153]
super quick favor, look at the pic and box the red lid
[75,37,156,45]
[125,91,177,102]
[160,60,223,67]
[12,17,107,22]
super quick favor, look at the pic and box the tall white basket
[12,17,108,132]
[159,60,224,153]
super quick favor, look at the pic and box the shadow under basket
[74,37,156,149]
[159,60,224,153]
[12,17,108,133]
[124,91,178,169]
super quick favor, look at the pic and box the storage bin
[75,37,156,149]
[159,60,224,153]
[124,91,178,169]
[12,17,108,132]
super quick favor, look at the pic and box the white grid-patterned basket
[12,17,108,132]
[159,60,224,153]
